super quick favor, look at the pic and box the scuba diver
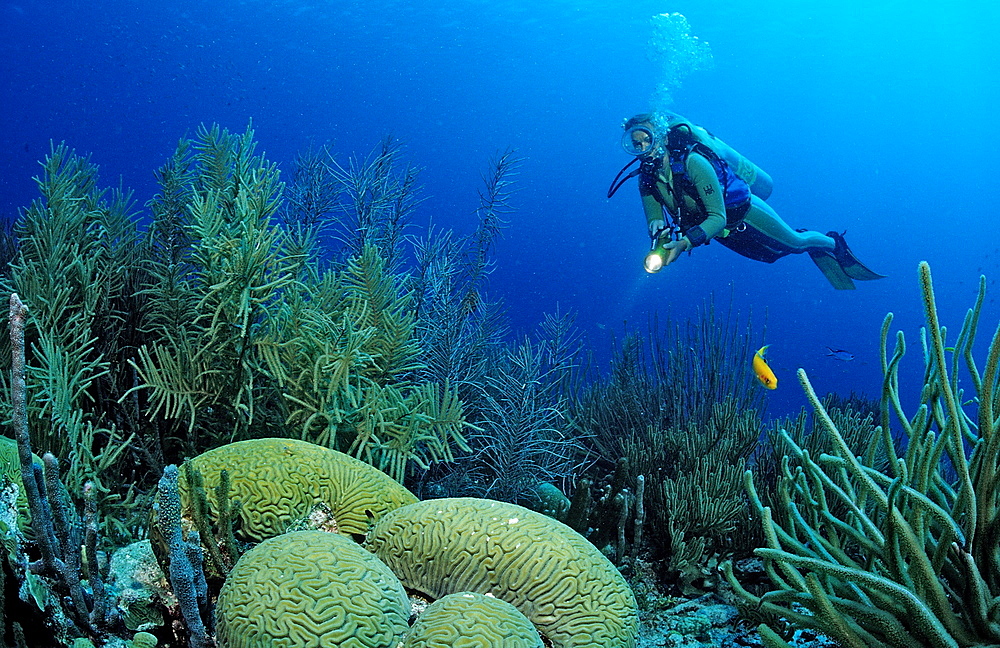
[608,112,884,289]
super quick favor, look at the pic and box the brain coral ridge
[364,497,639,648]
[180,438,417,541]
[216,530,410,648]
[403,591,543,648]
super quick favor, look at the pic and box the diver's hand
[648,219,666,239]
[662,238,692,266]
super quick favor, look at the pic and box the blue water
[2,0,998,419]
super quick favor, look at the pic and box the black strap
[661,157,694,229]
[665,141,747,230]
[607,157,641,198]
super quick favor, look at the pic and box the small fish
[753,345,777,389]
[825,347,854,362]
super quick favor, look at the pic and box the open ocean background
[2,0,997,420]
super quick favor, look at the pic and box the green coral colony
[365,497,639,648]
[402,592,544,648]
[2,122,999,648]
[216,530,411,648]
[176,438,418,541]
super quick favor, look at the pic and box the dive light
[644,245,667,273]
[644,227,670,273]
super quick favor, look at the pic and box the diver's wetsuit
[639,150,835,259]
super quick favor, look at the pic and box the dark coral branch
[9,293,112,640]
[9,293,60,571]
[155,464,212,648]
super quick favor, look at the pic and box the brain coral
[180,438,417,541]
[402,591,543,648]
[364,497,639,648]
[216,530,410,648]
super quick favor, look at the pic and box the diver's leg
[740,197,854,288]
[741,196,834,253]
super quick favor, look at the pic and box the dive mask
[621,124,658,157]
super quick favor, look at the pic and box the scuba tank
[687,123,773,200]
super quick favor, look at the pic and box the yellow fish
[753,345,777,389]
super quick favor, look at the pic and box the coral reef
[124,125,474,481]
[636,593,744,647]
[364,497,640,648]
[0,434,42,535]
[449,309,585,505]
[0,125,582,648]
[173,438,418,542]
[725,262,1000,647]
[0,145,141,549]
[129,632,159,648]
[572,301,764,468]
[522,481,572,519]
[567,301,765,593]
[153,465,209,648]
[2,144,140,479]
[405,149,584,507]
[401,592,543,648]
[105,540,171,633]
[6,293,118,645]
[216,530,410,648]
[755,393,886,538]
[6,121,934,648]
[643,396,761,584]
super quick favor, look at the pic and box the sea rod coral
[724,261,1000,648]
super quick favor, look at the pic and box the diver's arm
[641,194,665,236]
[682,153,727,247]
[639,182,666,237]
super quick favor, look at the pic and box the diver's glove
[663,237,692,264]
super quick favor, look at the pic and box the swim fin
[809,250,856,290]
[827,231,886,281]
